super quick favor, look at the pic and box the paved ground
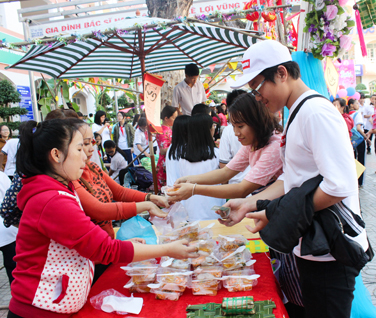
[1,152,376,316]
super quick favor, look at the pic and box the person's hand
[105,122,110,128]
[127,238,146,244]
[145,202,168,218]
[245,210,269,233]
[145,153,150,158]
[218,198,255,227]
[165,239,200,259]
[174,176,192,185]
[167,183,193,201]
[150,195,170,208]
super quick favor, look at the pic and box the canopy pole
[112,79,119,114]
[22,21,40,122]
[139,29,159,195]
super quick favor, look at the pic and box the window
[343,47,355,60]
[367,42,376,62]
[73,97,80,104]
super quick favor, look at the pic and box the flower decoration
[303,0,355,60]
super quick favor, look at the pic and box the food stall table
[73,219,289,318]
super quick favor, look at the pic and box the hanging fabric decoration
[228,62,238,70]
[355,5,368,56]
[230,74,236,80]
[144,72,165,134]
[209,64,216,73]
[262,11,277,22]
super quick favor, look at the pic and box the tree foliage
[0,80,21,107]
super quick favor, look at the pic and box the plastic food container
[156,268,193,287]
[219,247,252,271]
[158,235,179,244]
[218,234,247,252]
[150,289,182,301]
[191,279,221,296]
[222,274,260,292]
[121,265,159,284]
[170,221,200,242]
[193,266,223,280]
[123,278,152,293]
[160,257,191,270]
[188,239,217,256]
[191,255,220,269]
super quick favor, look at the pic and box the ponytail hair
[16,119,79,178]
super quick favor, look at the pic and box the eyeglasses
[250,79,265,98]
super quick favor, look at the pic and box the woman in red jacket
[9,119,197,318]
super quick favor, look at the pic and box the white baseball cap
[230,40,292,89]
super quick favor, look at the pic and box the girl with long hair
[168,93,283,202]
[9,119,197,318]
[166,114,225,221]
[92,110,111,147]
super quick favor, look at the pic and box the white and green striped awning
[8,17,261,79]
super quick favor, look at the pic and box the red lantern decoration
[246,11,259,21]
[262,11,277,22]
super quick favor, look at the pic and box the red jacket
[342,113,354,138]
[10,175,134,318]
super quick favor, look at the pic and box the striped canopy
[8,17,259,79]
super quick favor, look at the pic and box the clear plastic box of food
[160,257,191,270]
[170,221,200,242]
[150,289,182,301]
[158,234,179,244]
[193,266,223,280]
[219,247,252,271]
[188,239,217,256]
[222,274,260,292]
[121,265,159,284]
[191,254,221,269]
[218,234,247,252]
[123,277,152,293]
[156,267,193,287]
[148,282,186,293]
[123,259,158,268]
[223,267,256,277]
[191,279,221,296]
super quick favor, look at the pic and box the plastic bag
[90,289,128,315]
[116,215,157,245]
[152,202,189,235]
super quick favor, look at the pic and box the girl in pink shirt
[168,93,283,202]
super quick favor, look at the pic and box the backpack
[350,112,364,149]
[128,166,153,189]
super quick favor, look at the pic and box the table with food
[73,210,289,318]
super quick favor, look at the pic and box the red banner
[144,73,165,134]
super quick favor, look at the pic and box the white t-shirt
[166,148,225,222]
[350,111,363,128]
[0,172,17,247]
[363,104,374,130]
[110,152,128,184]
[133,128,149,156]
[92,123,111,147]
[172,80,207,115]
[2,138,19,176]
[112,124,129,150]
[279,90,367,262]
[219,124,251,184]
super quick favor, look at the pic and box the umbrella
[7,17,261,79]
[8,17,264,194]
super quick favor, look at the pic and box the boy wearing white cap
[221,40,369,318]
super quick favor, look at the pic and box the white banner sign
[29,0,301,39]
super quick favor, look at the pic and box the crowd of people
[0,40,374,318]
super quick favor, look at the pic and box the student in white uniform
[166,114,225,221]
[104,140,128,185]
[92,110,111,147]
[133,117,150,159]
[0,138,19,179]
[223,40,370,318]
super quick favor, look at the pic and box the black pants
[0,241,16,285]
[120,148,133,167]
[92,263,111,286]
[364,129,372,153]
[7,311,23,318]
[296,257,358,318]
[354,140,366,185]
